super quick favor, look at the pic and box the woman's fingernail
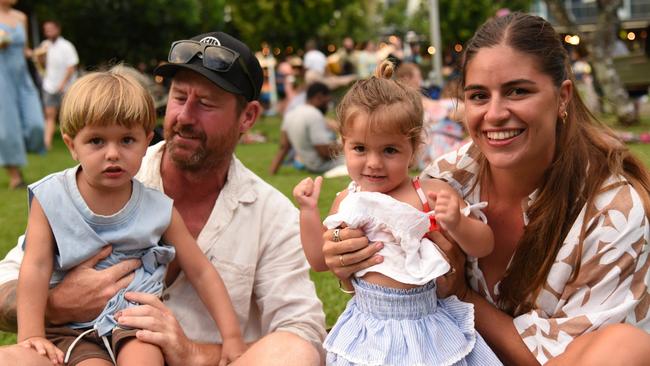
[376,242,384,249]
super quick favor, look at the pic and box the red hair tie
[428,215,439,232]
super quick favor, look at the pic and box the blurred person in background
[37,20,78,150]
[335,37,357,76]
[303,38,327,85]
[0,0,45,189]
[356,40,378,78]
[303,38,356,90]
[270,82,343,175]
[570,47,600,115]
[395,62,465,170]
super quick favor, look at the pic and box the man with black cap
[0,31,325,366]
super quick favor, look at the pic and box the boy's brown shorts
[46,326,137,366]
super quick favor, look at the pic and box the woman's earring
[561,111,568,125]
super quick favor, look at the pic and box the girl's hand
[428,231,469,300]
[432,190,461,231]
[219,336,247,366]
[18,336,64,365]
[322,227,384,283]
[292,176,323,210]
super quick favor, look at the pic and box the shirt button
[162,294,170,301]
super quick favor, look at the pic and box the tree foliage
[544,0,638,124]
[18,0,226,68]
[382,0,533,49]
[14,0,535,68]
[227,0,376,53]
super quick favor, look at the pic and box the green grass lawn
[1,113,650,345]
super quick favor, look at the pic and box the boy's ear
[146,131,154,145]
[62,134,78,161]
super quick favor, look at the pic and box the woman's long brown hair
[460,12,650,316]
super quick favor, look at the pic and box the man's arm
[313,143,338,161]
[0,243,139,332]
[57,65,76,93]
[0,241,27,332]
[57,42,79,93]
[309,111,340,162]
[269,131,292,175]
[0,281,17,332]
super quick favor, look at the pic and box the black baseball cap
[154,31,263,102]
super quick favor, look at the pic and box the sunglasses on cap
[168,40,258,100]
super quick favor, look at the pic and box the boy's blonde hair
[60,66,156,138]
[336,60,424,149]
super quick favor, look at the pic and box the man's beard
[165,126,213,171]
[164,125,234,171]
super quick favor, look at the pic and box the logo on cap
[199,36,221,46]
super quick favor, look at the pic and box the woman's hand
[322,227,383,282]
[429,231,469,300]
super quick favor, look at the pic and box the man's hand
[46,245,140,325]
[117,292,196,366]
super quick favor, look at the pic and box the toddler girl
[17,68,245,366]
[293,61,502,365]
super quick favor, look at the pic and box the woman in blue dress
[0,0,45,189]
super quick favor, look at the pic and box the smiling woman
[422,12,650,366]
[462,44,570,177]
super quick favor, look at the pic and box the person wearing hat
[0,31,326,366]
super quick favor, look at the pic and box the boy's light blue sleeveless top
[26,166,175,336]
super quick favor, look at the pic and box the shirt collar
[138,141,257,205]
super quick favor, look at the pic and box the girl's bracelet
[338,280,355,294]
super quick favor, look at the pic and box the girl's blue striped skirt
[324,278,502,366]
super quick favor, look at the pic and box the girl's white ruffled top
[323,182,487,285]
